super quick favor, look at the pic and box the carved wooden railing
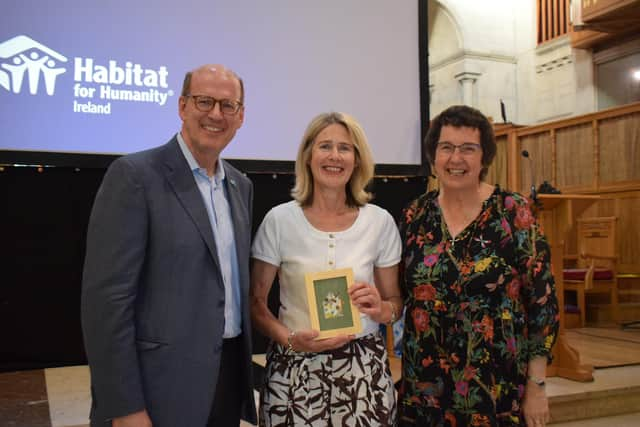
[570,0,640,49]
[490,101,640,274]
[491,101,640,194]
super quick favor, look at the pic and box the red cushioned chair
[563,217,619,327]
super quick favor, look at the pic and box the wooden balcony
[571,0,640,49]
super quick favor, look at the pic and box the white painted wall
[428,0,598,125]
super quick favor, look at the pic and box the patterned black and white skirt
[258,332,397,427]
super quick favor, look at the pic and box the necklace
[440,207,480,273]
[437,186,495,274]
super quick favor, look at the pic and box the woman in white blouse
[250,112,403,426]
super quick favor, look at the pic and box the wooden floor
[2,326,640,426]
[564,326,640,368]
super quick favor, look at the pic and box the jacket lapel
[224,163,250,290]
[225,167,248,251]
[226,172,242,229]
[162,138,221,272]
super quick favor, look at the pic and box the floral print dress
[397,186,559,427]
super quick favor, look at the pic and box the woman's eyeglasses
[436,142,481,156]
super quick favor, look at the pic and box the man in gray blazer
[81,64,257,426]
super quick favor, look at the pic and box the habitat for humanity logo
[0,34,173,115]
[0,35,67,95]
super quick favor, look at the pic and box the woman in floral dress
[397,105,559,427]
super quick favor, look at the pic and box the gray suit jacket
[81,137,257,426]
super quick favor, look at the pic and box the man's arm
[81,157,148,421]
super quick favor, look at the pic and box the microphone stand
[521,150,538,203]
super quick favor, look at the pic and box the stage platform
[1,327,639,426]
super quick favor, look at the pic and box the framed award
[304,268,362,339]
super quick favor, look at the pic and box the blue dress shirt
[177,133,241,338]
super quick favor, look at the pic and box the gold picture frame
[304,268,362,339]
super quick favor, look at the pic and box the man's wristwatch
[527,375,546,387]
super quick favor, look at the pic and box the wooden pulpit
[537,194,600,382]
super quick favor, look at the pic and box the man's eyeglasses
[184,94,243,115]
[436,142,482,156]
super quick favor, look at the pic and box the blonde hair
[292,112,374,207]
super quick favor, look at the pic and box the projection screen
[0,1,422,167]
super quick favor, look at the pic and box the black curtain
[0,166,427,371]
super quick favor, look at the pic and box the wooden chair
[563,217,619,327]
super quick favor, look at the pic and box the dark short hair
[424,105,496,181]
[180,70,245,104]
